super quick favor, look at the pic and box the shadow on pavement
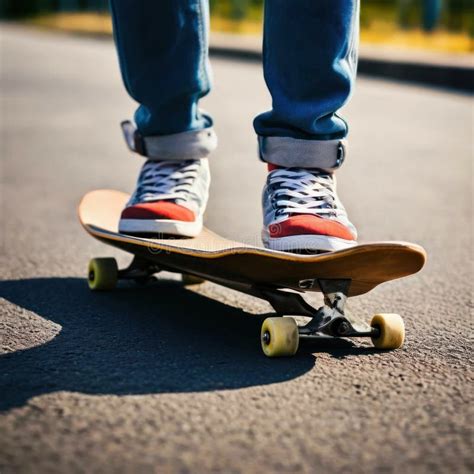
[1,277,321,411]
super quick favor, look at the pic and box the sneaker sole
[119,217,202,238]
[262,230,357,253]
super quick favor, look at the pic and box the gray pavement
[1,25,473,474]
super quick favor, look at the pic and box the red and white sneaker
[262,166,357,252]
[119,159,210,237]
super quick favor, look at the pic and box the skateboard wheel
[88,258,118,291]
[261,317,299,357]
[370,313,405,349]
[182,274,205,285]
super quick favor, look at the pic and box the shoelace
[268,168,343,218]
[132,160,199,203]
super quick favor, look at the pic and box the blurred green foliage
[1,0,472,35]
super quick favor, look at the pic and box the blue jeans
[110,0,359,169]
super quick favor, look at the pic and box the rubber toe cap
[269,215,356,240]
[121,201,195,222]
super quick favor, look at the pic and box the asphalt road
[1,25,473,474]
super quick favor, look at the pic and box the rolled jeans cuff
[258,136,347,170]
[121,120,218,160]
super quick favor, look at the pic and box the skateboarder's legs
[110,0,358,251]
[110,0,357,163]
[109,0,217,158]
[255,0,359,170]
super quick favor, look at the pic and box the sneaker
[119,159,210,237]
[262,167,357,252]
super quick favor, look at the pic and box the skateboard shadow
[1,277,319,411]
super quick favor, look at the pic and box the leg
[257,1,360,252]
[110,0,217,158]
[110,0,214,237]
[255,0,359,168]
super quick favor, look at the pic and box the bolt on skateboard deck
[79,189,427,357]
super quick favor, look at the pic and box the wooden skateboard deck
[78,190,426,297]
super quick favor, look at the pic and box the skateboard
[79,189,427,357]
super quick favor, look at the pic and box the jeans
[110,0,359,169]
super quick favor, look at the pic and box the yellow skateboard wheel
[182,274,205,285]
[370,313,405,349]
[88,258,118,291]
[261,317,299,357]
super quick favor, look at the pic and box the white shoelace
[132,160,199,203]
[268,169,343,218]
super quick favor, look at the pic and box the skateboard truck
[117,256,161,285]
[296,279,379,339]
[256,278,382,356]
[87,256,161,290]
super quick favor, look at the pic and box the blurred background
[1,0,473,53]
